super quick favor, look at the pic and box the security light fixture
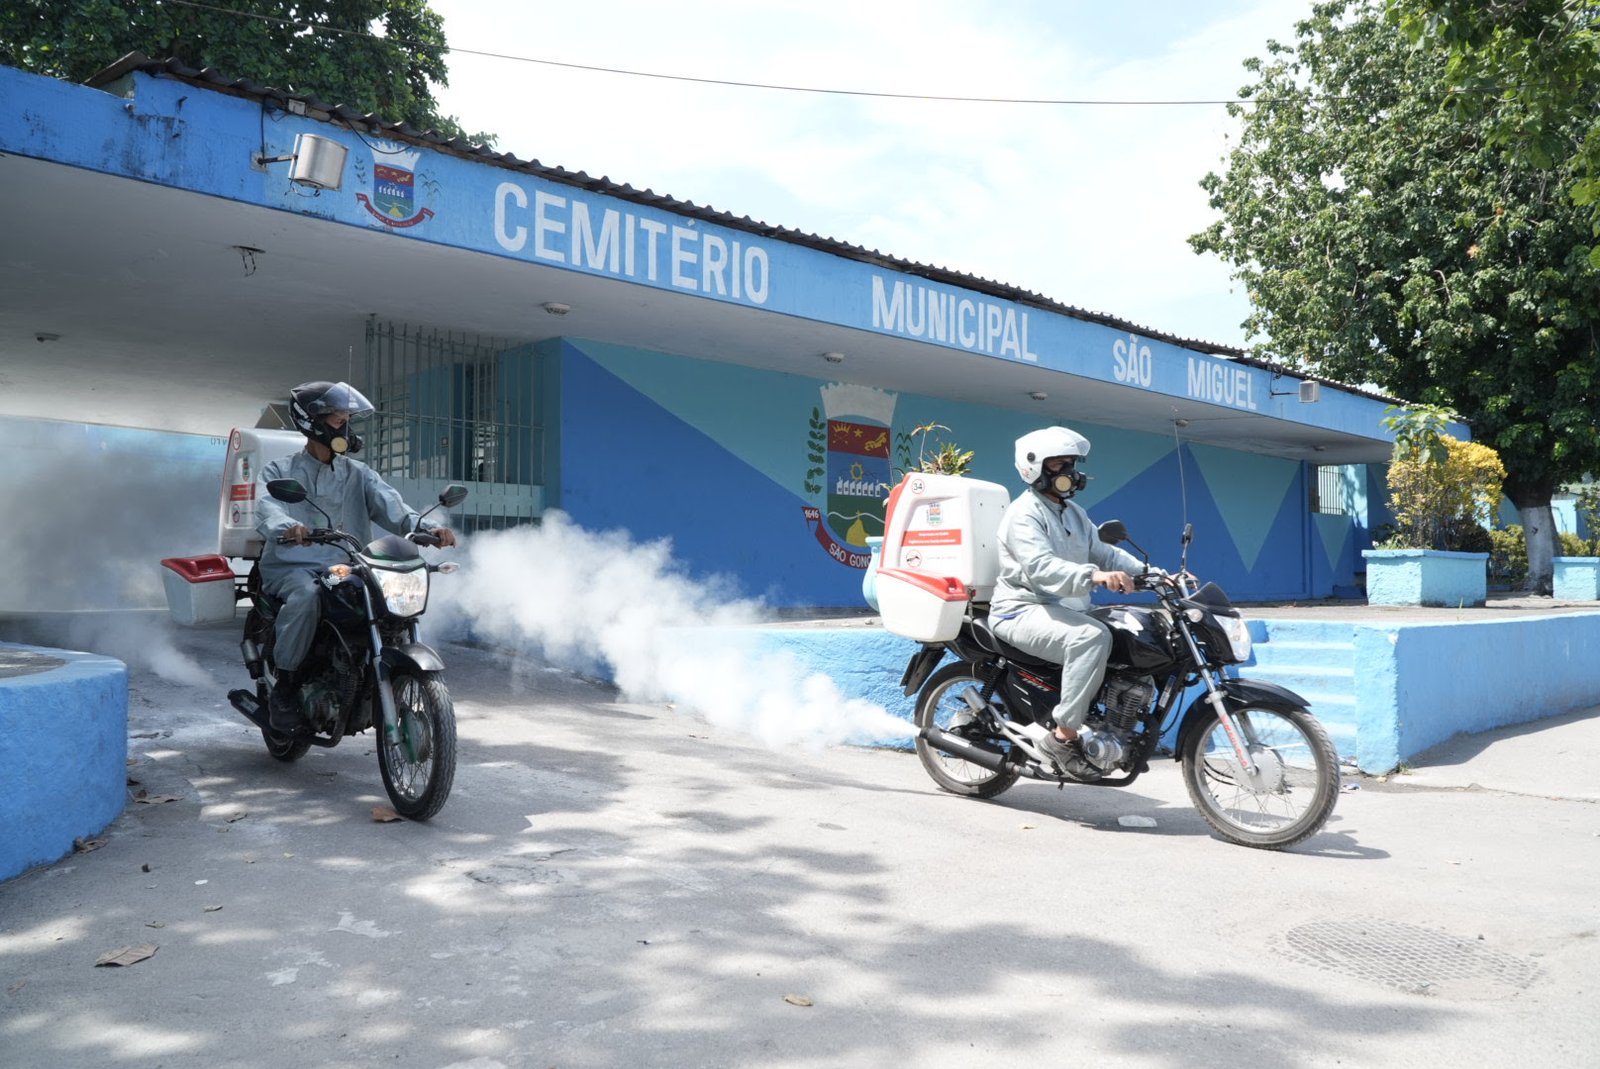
[823,351,845,364]
[253,133,348,191]
[1029,390,1049,401]
[542,302,572,316]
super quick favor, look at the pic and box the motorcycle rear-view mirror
[1097,520,1128,544]
[267,479,308,504]
[438,484,469,509]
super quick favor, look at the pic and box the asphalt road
[2,623,1597,1069]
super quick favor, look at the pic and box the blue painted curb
[0,643,128,883]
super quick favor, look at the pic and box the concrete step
[1248,618,1357,645]
[1250,639,1356,670]
[1243,662,1356,697]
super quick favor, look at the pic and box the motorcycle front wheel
[913,663,1019,799]
[377,670,457,821]
[1181,704,1339,849]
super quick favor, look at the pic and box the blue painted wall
[554,338,1365,607]
[0,645,128,882]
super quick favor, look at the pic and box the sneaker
[1037,728,1097,777]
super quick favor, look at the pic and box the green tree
[1389,1,1600,264]
[0,0,492,144]
[1191,0,1600,593]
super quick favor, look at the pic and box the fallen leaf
[145,922,165,929]
[73,837,107,854]
[141,863,151,873]
[783,994,814,1007]
[370,807,403,823]
[126,777,140,786]
[95,944,157,968]
[1019,824,1036,830]
[225,812,248,824]
[135,795,179,805]
[204,905,223,913]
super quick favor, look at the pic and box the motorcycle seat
[969,616,1057,670]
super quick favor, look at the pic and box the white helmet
[1014,426,1091,483]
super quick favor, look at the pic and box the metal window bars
[363,317,545,533]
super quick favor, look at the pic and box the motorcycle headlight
[1220,614,1252,663]
[375,566,428,617]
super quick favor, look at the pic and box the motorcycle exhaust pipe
[919,724,1013,775]
[228,688,270,731]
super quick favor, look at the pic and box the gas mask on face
[1037,456,1087,498]
[310,418,363,456]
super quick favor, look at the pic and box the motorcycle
[226,480,468,821]
[909,521,1339,849]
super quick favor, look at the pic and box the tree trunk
[1505,475,1557,595]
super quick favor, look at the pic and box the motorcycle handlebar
[408,530,443,547]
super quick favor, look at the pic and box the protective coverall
[254,450,437,672]
[989,488,1146,732]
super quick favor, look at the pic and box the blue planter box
[1362,549,1488,607]
[1553,557,1600,600]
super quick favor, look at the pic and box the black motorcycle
[227,480,467,821]
[910,521,1339,849]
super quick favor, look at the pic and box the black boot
[268,667,304,734]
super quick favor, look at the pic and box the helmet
[289,381,374,455]
[1014,426,1091,497]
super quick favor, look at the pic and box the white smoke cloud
[433,513,913,749]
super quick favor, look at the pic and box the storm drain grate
[1273,917,1541,998]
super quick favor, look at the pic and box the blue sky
[428,1,1311,350]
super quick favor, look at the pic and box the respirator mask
[310,418,363,455]
[1037,457,1087,499]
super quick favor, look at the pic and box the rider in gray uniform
[989,426,1145,770]
[254,381,456,733]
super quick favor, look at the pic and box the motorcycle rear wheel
[1181,704,1339,849]
[913,663,1019,799]
[258,678,310,763]
[378,669,457,821]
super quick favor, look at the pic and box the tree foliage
[1191,0,1600,584]
[1389,1,1600,262]
[0,0,492,143]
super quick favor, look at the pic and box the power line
[158,0,1280,107]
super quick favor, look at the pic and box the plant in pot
[1553,483,1600,599]
[1364,404,1506,606]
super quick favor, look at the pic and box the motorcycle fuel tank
[1093,605,1176,671]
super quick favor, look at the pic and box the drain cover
[1273,917,1541,998]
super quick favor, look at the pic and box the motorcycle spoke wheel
[378,670,457,821]
[1181,705,1339,849]
[913,663,1019,799]
[258,672,309,763]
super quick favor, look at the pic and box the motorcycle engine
[1103,675,1156,734]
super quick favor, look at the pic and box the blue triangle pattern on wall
[559,347,869,608]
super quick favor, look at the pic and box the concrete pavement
[1,621,1597,1068]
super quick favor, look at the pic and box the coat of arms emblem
[801,383,897,568]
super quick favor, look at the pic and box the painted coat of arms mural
[802,383,897,569]
[353,144,437,229]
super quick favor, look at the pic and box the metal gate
[363,317,545,532]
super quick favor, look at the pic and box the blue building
[0,57,1425,610]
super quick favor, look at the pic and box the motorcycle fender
[1172,676,1310,761]
[382,642,445,676]
[900,644,946,697]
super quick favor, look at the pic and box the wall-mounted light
[1029,390,1049,401]
[1270,373,1322,404]
[542,302,572,316]
[253,132,348,191]
[822,351,845,364]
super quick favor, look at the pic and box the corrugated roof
[85,52,1400,405]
